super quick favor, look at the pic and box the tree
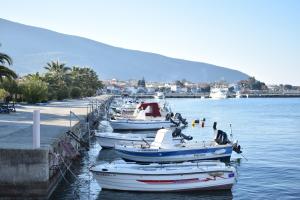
[0,78,19,100]
[44,60,71,84]
[0,88,9,101]
[0,52,17,81]
[70,66,103,97]
[70,87,82,98]
[19,76,48,103]
[238,77,268,90]
[44,61,71,100]
[175,80,184,87]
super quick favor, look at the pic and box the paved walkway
[0,96,109,149]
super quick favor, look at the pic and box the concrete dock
[0,95,112,199]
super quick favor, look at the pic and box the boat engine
[215,130,231,145]
[165,112,174,120]
[213,122,243,154]
[172,128,193,141]
[166,112,180,126]
[174,113,188,126]
[213,122,230,145]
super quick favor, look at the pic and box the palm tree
[0,52,17,82]
[44,60,71,85]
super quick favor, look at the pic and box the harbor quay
[0,95,112,199]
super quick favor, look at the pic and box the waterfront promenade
[0,95,112,199]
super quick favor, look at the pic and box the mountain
[0,18,249,82]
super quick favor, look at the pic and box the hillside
[0,18,249,82]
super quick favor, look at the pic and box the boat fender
[201,118,206,128]
[194,119,200,124]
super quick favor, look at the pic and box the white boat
[115,126,241,163]
[110,98,140,114]
[110,102,187,131]
[95,131,181,148]
[90,160,237,192]
[210,87,229,99]
[154,92,165,99]
[109,119,178,131]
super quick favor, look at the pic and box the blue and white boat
[115,127,240,163]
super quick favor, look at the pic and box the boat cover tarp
[139,102,161,117]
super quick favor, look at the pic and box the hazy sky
[1,0,299,85]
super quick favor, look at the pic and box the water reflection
[97,190,233,200]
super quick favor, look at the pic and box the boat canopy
[138,102,161,117]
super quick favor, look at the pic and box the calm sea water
[51,98,300,200]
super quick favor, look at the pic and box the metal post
[33,110,40,148]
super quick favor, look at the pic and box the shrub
[70,87,82,99]
[56,85,70,100]
[0,88,9,101]
[19,77,48,103]
[85,88,95,97]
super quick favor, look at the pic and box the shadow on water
[97,148,120,161]
[97,190,233,200]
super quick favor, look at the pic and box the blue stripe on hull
[122,156,232,163]
[116,146,232,157]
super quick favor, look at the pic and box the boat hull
[96,134,181,148]
[92,171,235,191]
[115,145,232,163]
[110,120,176,131]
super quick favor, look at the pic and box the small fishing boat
[154,92,165,99]
[115,125,242,163]
[90,160,237,192]
[110,102,187,131]
[95,131,181,148]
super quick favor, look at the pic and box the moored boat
[109,102,187,131]
[95,131,181,148]
[90,160,237,192]
[115,125,242,163]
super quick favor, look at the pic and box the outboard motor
[169,118,180,126]
[165,112,173,121]
[215,130,230,145]
[213,122,243,154]
[174,113,188,126]
[172,128,193,141]
[213,122,230,145]
[167,112,180,127]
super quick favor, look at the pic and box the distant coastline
[114,93,300,99]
